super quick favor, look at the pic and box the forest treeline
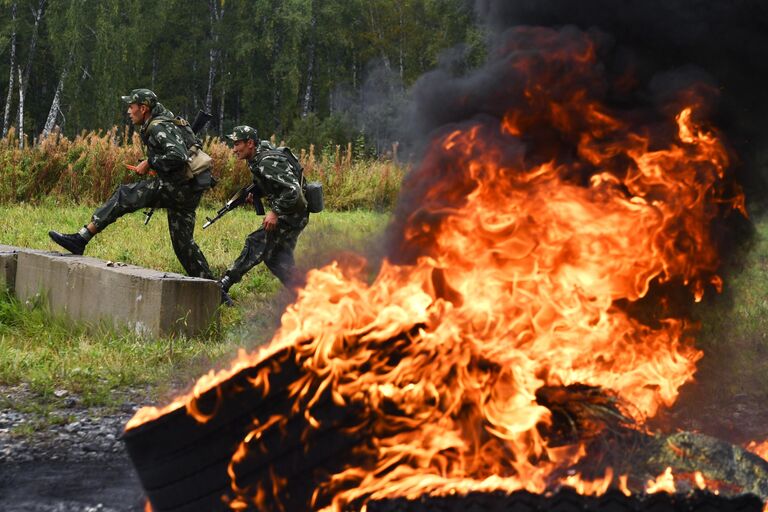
[0,0,485,152]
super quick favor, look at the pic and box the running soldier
[218,125,309,299]
[48,89,216,283]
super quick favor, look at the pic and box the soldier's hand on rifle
[263,210,278,232]
[245,192,254,204]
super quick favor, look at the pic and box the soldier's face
[127,103,148,125]
[232,140,256,160]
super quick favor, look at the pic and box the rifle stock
[190,110,213,135]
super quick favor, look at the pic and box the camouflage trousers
[91,177,214,279]
[224,216,308,288]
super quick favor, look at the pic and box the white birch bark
[368,3,391,72]
[397,0,404,83]
[2,1,18,138]
[301,0,318,117]
[42,54,71,139]
[218,80,225,138]
[16,66,23,148]
[15,0,46,135]
[205,0,224,117]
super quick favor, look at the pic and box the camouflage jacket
[139,103,188,184]
[248,142,308,227]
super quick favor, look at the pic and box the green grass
[689,219,768,401]
[0,203,390,409]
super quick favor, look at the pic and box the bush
[0,126,405,211]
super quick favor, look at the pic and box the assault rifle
[203,183,265,229]
[143,109,213,225]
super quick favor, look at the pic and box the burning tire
[123,347,363,511]
[365,489,764,512]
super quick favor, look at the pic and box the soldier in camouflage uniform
[218,125,309,296]
[48,88,216,281]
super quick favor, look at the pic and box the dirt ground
[0,385,145,511]
[0,459,144,512]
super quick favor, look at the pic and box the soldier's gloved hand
[263,210,278,232]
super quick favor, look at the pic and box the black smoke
[479,0,768,205]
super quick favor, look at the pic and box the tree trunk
[15,0,46,136]
[205,0,224,119]
[16,66,23,148]
[151,50,157,89]
[42,53,72,139]
[235,92,240,126]
[398,0,404,83]
[301,0,318,118]
[368,3,391,72]
[2,1,18,138]
[271,29,285,131]
[218,77,226,138]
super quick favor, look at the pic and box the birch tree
[205,0,224,118]
[42,50,72,138]
[2,0,17,138]
[15,65,22,146]
[14,0,45,139]
[301,0,318,117]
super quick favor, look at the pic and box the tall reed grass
[0,128,405,210]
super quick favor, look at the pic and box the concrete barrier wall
[0,245,48,293]
[1,244,219,338]
[0,245,20,292]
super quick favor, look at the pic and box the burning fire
[748,441,768,462]
[128,28,748,510]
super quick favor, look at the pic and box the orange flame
[129,30,746,510]
[747,440,768,462]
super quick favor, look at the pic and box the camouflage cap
[120,88,158,108]
[226,125,259,143]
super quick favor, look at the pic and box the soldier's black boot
[218,276,234,307]
[48,227,90,255]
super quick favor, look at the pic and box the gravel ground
[0,384,146,512]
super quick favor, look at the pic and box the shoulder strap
[147,116,172,131]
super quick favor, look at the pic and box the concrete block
[13,250,220,338]
[0,244,47,293]
[0,245,19,292]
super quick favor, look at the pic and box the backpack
[256,147,303,178]
[255,148,324,213]
[148,116,213,182]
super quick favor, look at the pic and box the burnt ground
[649,340,768,447]
[0,384,146,511]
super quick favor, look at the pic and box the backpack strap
[256,148,303,180]
[145,116,173,134]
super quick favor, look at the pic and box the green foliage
[287,113,364,154]
[0,127,405,210]
[0,0,486,142]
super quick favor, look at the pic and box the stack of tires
[365,488,765,512]
[122,347,363,511]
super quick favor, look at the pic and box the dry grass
[0,128,405,210]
